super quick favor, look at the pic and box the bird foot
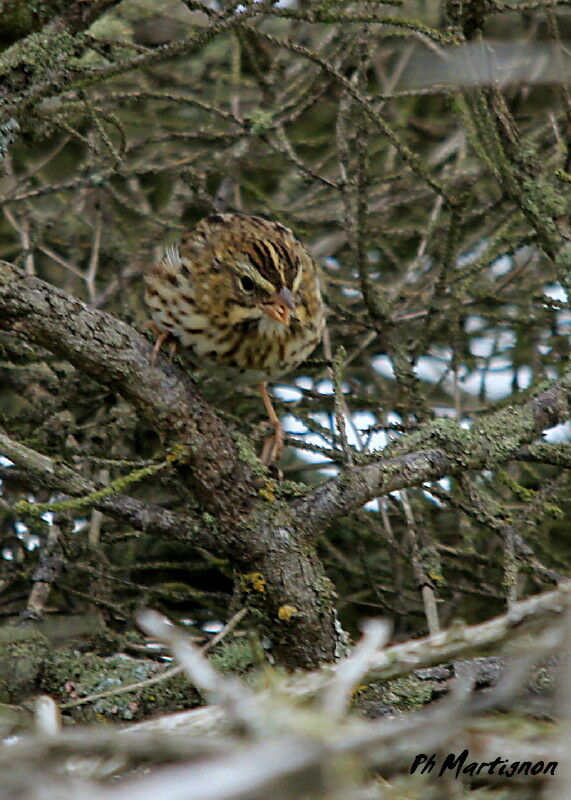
[261,422,285,466]
[148,323,176,365]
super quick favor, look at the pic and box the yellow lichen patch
[277,604,298,621]
[166,444,190,464]
[241,572,266,593]
[258,482,277,502]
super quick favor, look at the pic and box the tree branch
[0,260,257,520]
[295,384,571,532]
[0,262,345,668]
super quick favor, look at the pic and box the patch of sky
[315,379,335,394]
[386,411,402,428]
[372,354,395,379]
[365,480,452,511]
[470,330,515,358]
[273,376,342,403]
[544,420,571,443]
[282,412,312,437]
[422,477,451,507]
[457,239,488,268]
[363,498,379,511]
[341,285,361,298]
[284,407,389,465]
[489,254,512,276]
[283,413,331,464]
[296,376,313,391]
[202,620,224,633]
[363,489,410,511]
[461,363,531,400]
[273,384,303,402]
[544,283,567,302]
[415,354,449,383]
[433,406,457,418]
[350,411,386,451]
[15,520,40,550]
[0,455,13,467]
[464,315,486,333]
[319,465,339,478]
[363,487,404,511]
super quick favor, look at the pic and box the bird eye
[240,275,255,292]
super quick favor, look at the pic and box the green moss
[231,430,268,476]
[472,406,536,467]
[248,109,274,135]
[0,118,19,163]
[15,458,168,516]
[150,581,207,603]
[354,674,434,714]
[379,404,537,471]
[276,480,310,498]
[521,176,566,228]
[210,639,258,674]
[0,29,80,76]
[43,650,199,722]
[557,241,571,267]
[0,627,50,703]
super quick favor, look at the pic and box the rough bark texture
[0,262,344,669]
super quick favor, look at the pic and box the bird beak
[262,287,296,326]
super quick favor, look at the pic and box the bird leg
[258,382,284,465]
[148,322,176,365]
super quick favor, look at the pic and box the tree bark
[0,262,345,669]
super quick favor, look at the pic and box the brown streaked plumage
[145,213,324,463]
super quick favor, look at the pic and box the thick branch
[0,261,257,520]
[295,383,571,532]
[0,263,346,668]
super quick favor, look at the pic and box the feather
[163,244,182,271]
